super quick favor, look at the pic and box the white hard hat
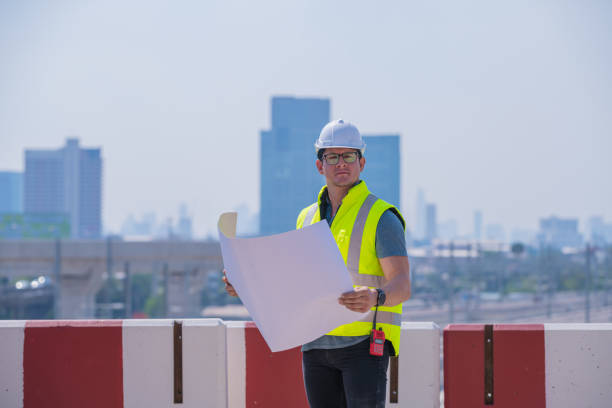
[315,119,366,154]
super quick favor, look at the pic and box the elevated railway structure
[0,240,223,318]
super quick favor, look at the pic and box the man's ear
[316,159,324,175]
[359,156,365,172]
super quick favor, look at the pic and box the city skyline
[2,130,610,242]
[1,1,611,238]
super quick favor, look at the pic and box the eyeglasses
[322,152,359,165]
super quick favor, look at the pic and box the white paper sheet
[218,212,366,352]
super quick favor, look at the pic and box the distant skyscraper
[0,171,23,213]
[538,216,583,248]
[176,204,193,240]
[415,188,426,240]
[588,216,612,244]
[425,203,437,241]
[259,96,329,235]
[485,223,506,242]
[121,213,156,238]
[361,135,400,207]
[438,219,458,240]
[25,138,102,239]
[473,210,483,240]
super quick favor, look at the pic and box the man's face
[316,148,365,188]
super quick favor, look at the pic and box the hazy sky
[1,0,611,238]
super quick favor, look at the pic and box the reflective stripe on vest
[304,194,390,289]
[359,310,402,326]
[346,194,385,287]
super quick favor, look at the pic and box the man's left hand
[338,286,378,313]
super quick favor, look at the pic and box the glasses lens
[324,154,339,164]
[342,152,357,163]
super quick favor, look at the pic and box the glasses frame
[322,151,360,165]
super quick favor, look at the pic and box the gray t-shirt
[301,187,407,353]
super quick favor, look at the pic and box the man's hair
[317,148,362,161]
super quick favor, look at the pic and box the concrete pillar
[166,267,206,318]
[57,268,105,318]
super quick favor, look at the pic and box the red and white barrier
[443,323,612,408]
[226,321,441,407]
[10,319,608,407]
[0,319,227,408]
[226,321,308,408]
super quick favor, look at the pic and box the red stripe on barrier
[443,324,483,407]
[444,324,545,408]
[24,320,124,408]
[493,325,545,407]
[245,322,309,407]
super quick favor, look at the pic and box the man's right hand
[222,269,238,297]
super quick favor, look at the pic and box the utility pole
[449,241,455,324]
[585,243,592,323]
[105,236,113,318]
[465,244,472,322]
[53,239,62,318]
[124,261,132,319]
[163,263,169,318]
[546,246,553,319]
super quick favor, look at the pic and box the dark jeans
[302,338,390,408]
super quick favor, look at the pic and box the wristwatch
[376,288,386,306]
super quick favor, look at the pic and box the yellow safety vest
[296,181,404,356]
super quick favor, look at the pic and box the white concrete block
[123,319,227,408]
[545,323,612,408]
[0,320,25,408]
[122,319,174,408]
[225,321,246,408]
[182,319,227,408]
[387,322,440,407]
[122,319,227,408]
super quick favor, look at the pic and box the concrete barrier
[226,321,441,407]
[443,323,612,408]
[0,319,227,408]
[0,320,25,408]
[226,321,309,408]
[14,319,609,407]
[545,323,612,407]
[389,321,441,407]
[122,319,227,408]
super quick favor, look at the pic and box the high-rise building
[176,204,193,240]
[485,223,506,242]
[538,216,582,248]
[438,219,458,240]
[588,216,612,245]
[473,210,483,240]
[361,135,400,208]
[25,138,102,239]
[415,188,426,240]
[425,203,437,241]
[259,96,329,235]
[0,171,23,213]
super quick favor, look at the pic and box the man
[224,119,411,407]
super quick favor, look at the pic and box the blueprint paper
[218,212,366,352]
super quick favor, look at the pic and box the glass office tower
[259,97,329,235]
